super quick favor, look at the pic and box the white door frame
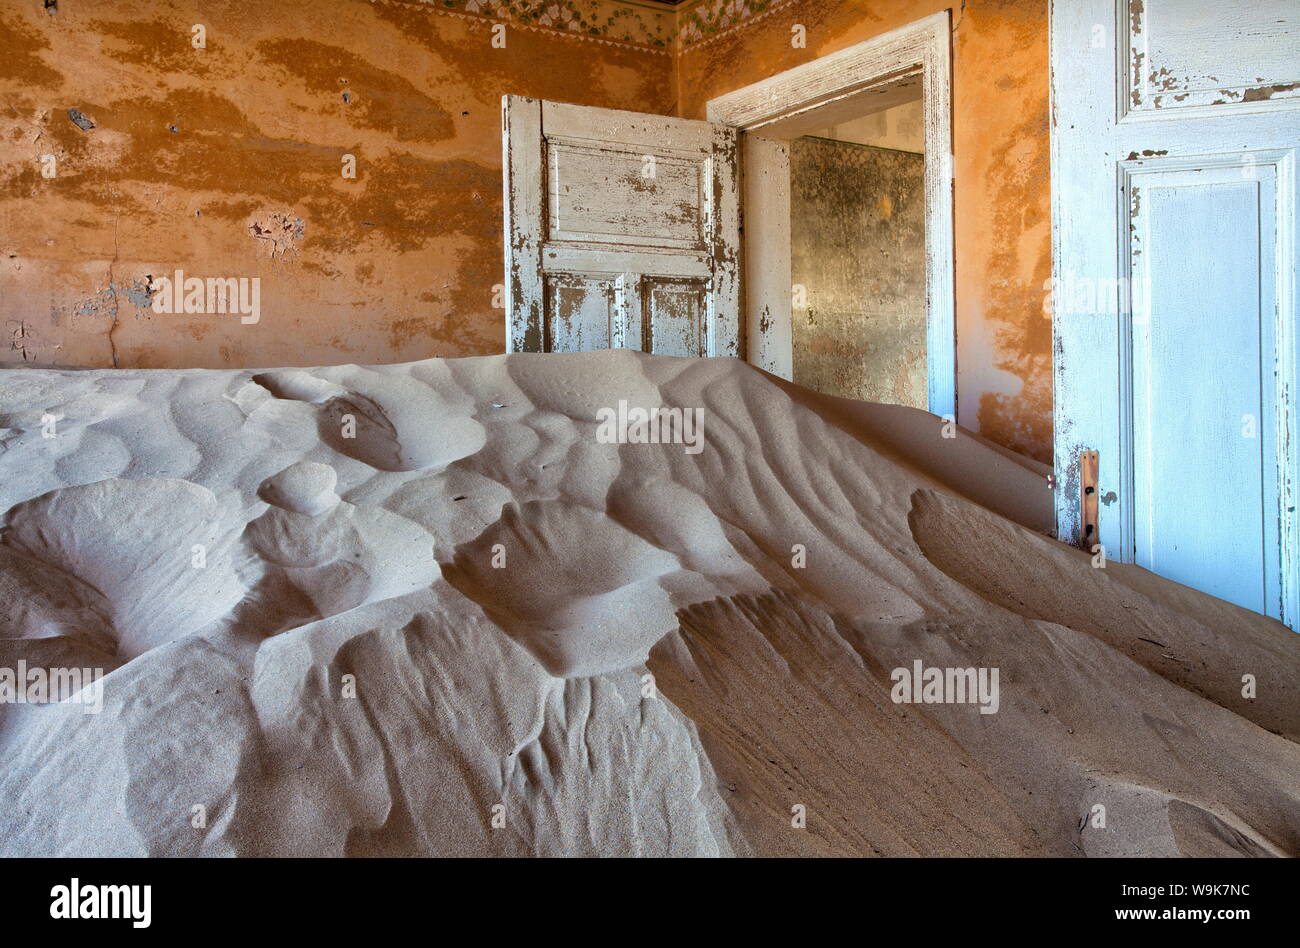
[705,11,955,419]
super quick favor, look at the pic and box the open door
[1052,0,1300,623]
[502,95,741,357]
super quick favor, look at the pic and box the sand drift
[0,351,1296,856]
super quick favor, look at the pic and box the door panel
[546,142,706,249]
[1122,0,1300,117]
[1129,165,1279,613]
[545,273,614,352]
[503,96,740,357]
[643,279,707,357]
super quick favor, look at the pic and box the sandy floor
[1,351,1296,856]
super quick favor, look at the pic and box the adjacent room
[790,90,928,407]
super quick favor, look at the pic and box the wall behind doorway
[809,97,926,153]
[790,137,927,407]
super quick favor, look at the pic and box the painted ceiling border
[675,0,801,51]
[372,0,799,53]
[373,0,676,51]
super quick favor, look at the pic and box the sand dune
[0,351,1296,856]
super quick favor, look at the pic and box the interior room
[1,0,1297,878]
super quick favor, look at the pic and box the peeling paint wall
[790,137,926,407]
[0,0,673,369]
[678,0,1054,462]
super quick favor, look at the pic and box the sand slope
[0,351,1296,857]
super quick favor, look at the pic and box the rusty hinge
[1079,450,1099,550]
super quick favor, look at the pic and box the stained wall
[0,0,674,369]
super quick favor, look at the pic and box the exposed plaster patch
[66,108,95,131]
[121,280,155,309]
[249,212,306,257]
[73,279,153,318]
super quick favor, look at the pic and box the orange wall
[0,0,672,369]
[679,0,1052,462]
[1,0,1051,462]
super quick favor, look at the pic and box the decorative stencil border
[378,0,794,52]
[383,0,675,50]
[676,0,797,50]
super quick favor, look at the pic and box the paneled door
[1051,0,1300,623]
[502,96,741,357]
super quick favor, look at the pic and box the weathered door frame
[705,11,955,419]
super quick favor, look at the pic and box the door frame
[705,11,955,419]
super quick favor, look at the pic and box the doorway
[706,12,954,419]
[789,87,927,406]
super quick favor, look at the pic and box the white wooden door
[502,96,741,357]
[1051,0,1300,623]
